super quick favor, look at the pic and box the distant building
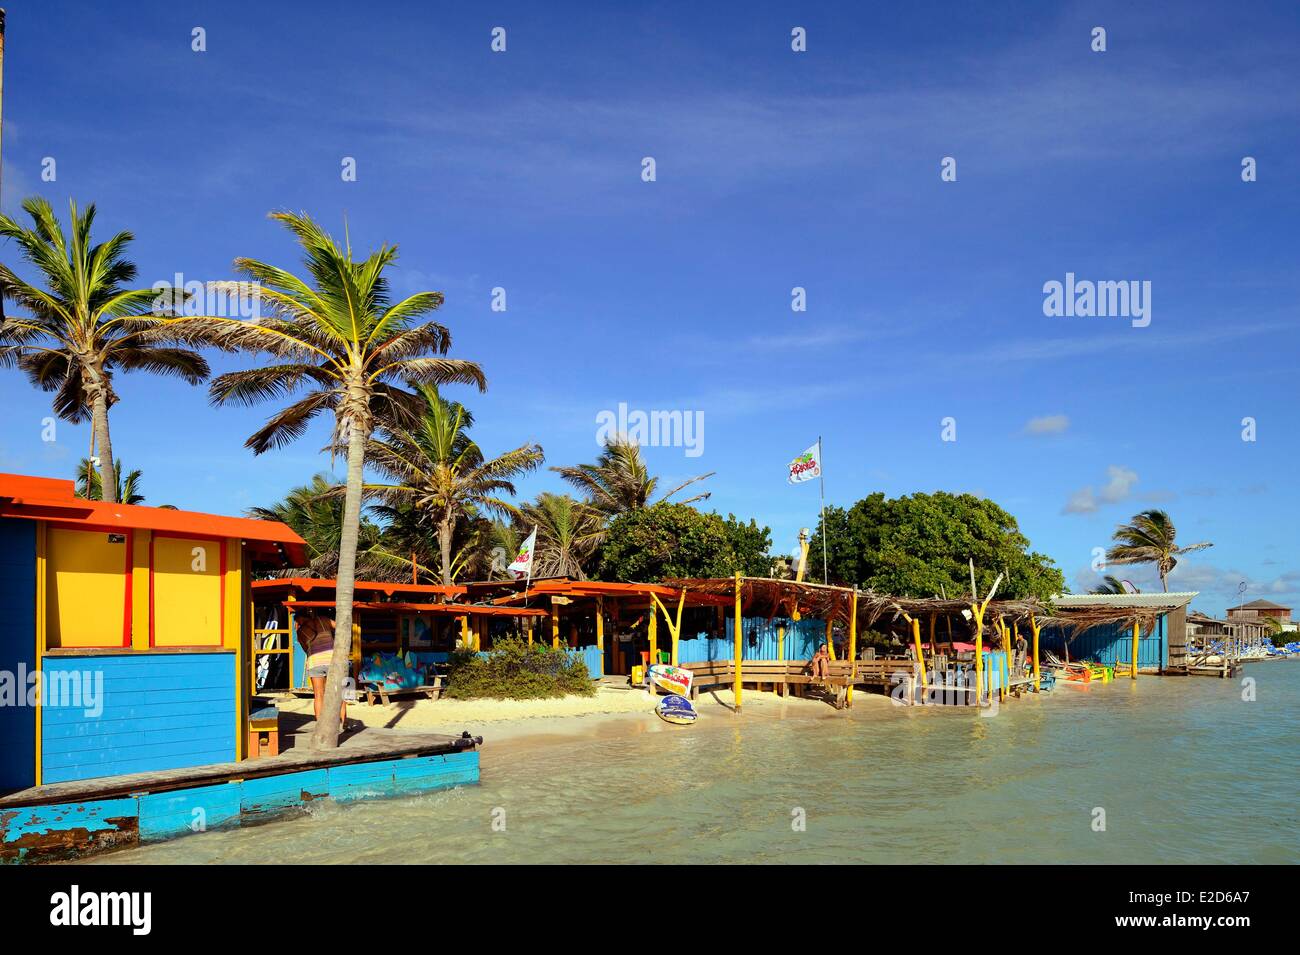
[1225,599,1295,631]
[1043,592,1196,672]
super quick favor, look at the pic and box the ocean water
[91,661,1299,864]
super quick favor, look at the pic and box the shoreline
[277,683,892,755]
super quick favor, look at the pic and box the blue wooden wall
[0,518,36,794]
[676,617,828,663]
[1039,616,1167,670]
[565,645,603,678]
[40,652,236,784]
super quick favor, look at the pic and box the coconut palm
[1105,510,1212,593]
[552,437,714,520]
[519,492,603,579]
[75,457,144,504]
[172,211,484,748]
[249,474,393,579]
[0,198,208,502]
[365,383,543,585]
[1090,575,1139,595]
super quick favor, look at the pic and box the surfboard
[655,693,698,725]
[648,663,693,696]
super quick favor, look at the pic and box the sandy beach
[278,682,890,751]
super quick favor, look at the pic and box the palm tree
[1090,575,1139,595]
[519,492,603,579]
[1105,510,1212,593]
[173,211,484,748]
[553,437,714,519]
[76,457,144,504]
[365,383,543,585]
[0,198,208,502]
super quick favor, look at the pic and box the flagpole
[818,435,828,584]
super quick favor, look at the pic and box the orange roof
[490,578,733,606]
[253,578,466,598]
[0,472,307,566]
[285,599,549,617]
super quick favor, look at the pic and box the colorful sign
[787,441,821,484]
[656,694,698,725]
[648,663,693,696]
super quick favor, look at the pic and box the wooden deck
[1,718,479,809]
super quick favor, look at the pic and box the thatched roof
[662,577,1169,636]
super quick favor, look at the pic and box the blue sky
[1,0,1297,613]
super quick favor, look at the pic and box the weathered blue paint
[0,518,37,794]
[1,749,479,864]
[40,653,237,784]
[239,768,329,817]
[676,617,827,663]
[0,796,139,863]
[566,645,604,678]
[138,782,241,841]
[1040,616,1167,670]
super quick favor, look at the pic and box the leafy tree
[810,491,1064,600]
[720,513,773,577]
[0,198,208,501]
[596,503,771,582]
[250,474,398,579]
[1105,509,1211,593]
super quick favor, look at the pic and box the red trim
[122,530,133,647]
[149,531,227,648]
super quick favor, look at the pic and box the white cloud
[1063,465,1138,515]
[1025,414,1069,435]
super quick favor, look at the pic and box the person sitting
[808,642,831,683]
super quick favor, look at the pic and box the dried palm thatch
[662,576,1166,637]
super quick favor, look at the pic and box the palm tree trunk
[439,517,453,587]
[311,417,368,749]
[90,385,118,504]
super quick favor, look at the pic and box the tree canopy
[596,503,772,582]
[810,491,1064,600]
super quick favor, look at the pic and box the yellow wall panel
[45,527,129,648]
[152,535,223,647]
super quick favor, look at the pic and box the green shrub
[444,638,597,700]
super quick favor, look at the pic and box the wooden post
[825,617,835,661]
[911,616,926,704]
[733,572,743,711]
[672,590,684,666]
[847,589,858,705]
[569,620,578,650]
[1131,619,1140,679]
[551,603,560,650]
[526,616,533,647]
[596,595,605,657]
[778,624,785,662]
[972,605,984,706]
[460,613,469,650]
[1030,616,1041,692]
[648,604,658,665]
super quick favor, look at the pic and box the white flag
[507,527,537,580]
[787,441,821,484]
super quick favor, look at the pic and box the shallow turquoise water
[93,661,1299,864]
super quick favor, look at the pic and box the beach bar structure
[1040,592,1196,675]
[0,472,307,793]
[0,473,485,864]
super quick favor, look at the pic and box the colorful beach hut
[0,472,306,793]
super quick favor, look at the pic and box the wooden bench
[359,675,443,706]
[679,659,917,709]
